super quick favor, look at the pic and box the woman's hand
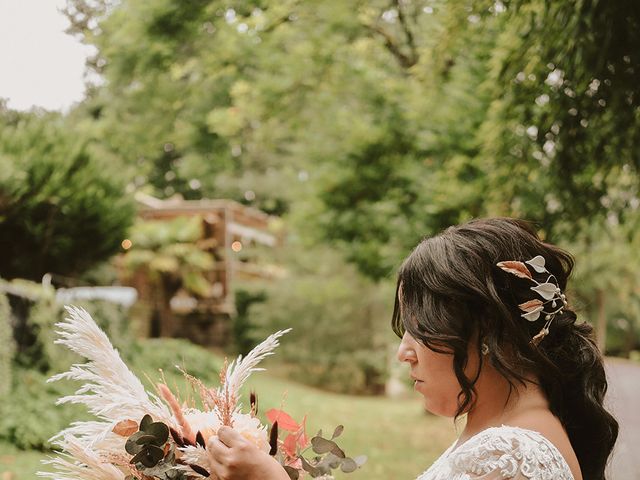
[208,426,290,480]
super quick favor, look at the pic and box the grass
[0,339,458,479]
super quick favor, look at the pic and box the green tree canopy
[62,0,640,284]
[0,106,134,280]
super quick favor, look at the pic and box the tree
[59,0,640,356]
[0,107,134,280]
[469,0,640,238]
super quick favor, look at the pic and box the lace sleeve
[446,426,575,480]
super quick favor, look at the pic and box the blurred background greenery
[1,0,639,478]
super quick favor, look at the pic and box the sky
[0,0,92,111]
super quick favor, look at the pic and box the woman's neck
[461,364,548,440]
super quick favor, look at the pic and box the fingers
[207,436,228,479]
[217,425,244,448]
[208,434,228,456]
[207,428,255,480]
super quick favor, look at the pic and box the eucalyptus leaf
[300,456,322,477]
[331,425,344,439]
[135,434,158,445]
[283,465,300,480]
[130,445,165,468]
[140,414,153,431]
[311,436,338,454]
[322,452,342,469]
[340,457,358,473]
[125,437,143,455]
[142,459,178,478]
[353,454,368,466]
[330,444,345,459]
[147,422,170,444]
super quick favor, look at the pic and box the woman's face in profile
[397,331,477,417]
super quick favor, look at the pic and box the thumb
[217,426,244,448]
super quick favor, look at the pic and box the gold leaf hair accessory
[496,255,568,346]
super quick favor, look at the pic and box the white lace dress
[416,425,575,480]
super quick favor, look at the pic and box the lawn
[0,339,458,479]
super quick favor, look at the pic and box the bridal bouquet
[38,306,365,480]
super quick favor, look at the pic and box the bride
[204,218,618,480]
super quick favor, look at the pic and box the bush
[0,285,135,449]
[0,337,225,450]
[0,367,88,450]
[6,280,132,374]
[247,246,394,395]
[0,275,229,450]
[125,337,224,384]
[0,108,134,281]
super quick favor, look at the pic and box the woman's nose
[396,332,418,364]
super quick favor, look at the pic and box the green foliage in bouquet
[122,414,194,480]
[299,427,366,479]
[266,409,366,480]
[120,414,218,479]
[37,306,301,480]
[126,415,170,468]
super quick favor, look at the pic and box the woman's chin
[421,396,457,418]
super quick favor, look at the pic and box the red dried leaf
[112,419,138,437]
[265,409,300,432]
[518,299,544,312]
[283,433,298,457]
[298,415,309,448]
[497,261,532,279]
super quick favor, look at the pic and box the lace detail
[416,425,575,480]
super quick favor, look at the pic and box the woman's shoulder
[455,423,564,453]
[501,409,583,480]
[417,423,577,480]
[449,424,577,479]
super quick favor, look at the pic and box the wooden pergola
[129,193,282,347]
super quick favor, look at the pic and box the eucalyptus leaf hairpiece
[496,255,568,346]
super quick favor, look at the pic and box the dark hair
[392,217,618,480]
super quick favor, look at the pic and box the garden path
[605,358,640,480]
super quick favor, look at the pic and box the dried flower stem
[216,359,236,427]
[158,383,196,443]
[177,366,219,412]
